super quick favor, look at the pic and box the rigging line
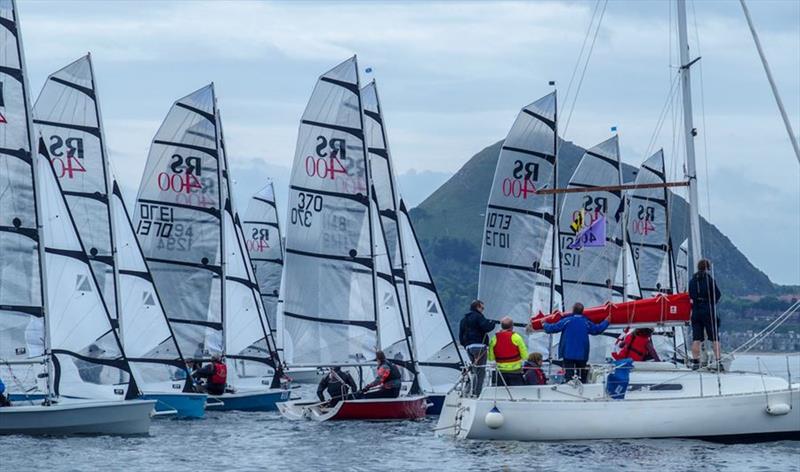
[644,73,681,158]
[560,0,602,119]
[562,0,608,139]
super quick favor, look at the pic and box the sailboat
[243,184,322,384]
[32,54,207,418]
[361,80,465,414]
[276,57,427,421]
[133,84,288,411]
[0,0,155,435]
[436,0,798,441]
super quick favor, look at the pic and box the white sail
[558,136,625,309]
[362,80,462,390]
[134,85,224,362]
[627,150,674,297]
[279,57,377,368]
[1,1,135,401]
[243,183,283,339]
[676,239,690,292]
[478,93,559,324]
[33,55,190,393]
[217,117,281,386]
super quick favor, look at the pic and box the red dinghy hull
[330,396,428,421]
[530,293,691,330]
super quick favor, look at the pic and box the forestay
[33,55,190,393]
[134,85,224,362]
[558,136,625,309]
[1,1,136,401]
[478,93,559,325]
[280,57,378,368]
[243,183,284,338]
[627,150,673,297]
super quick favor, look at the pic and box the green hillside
[409,139,777,321]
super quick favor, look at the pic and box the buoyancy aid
[613,333,649,361]
[493,331,522,363]
[210,361,227,385]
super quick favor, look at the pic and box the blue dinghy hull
[140,392,207,418]
[209,389,290,412]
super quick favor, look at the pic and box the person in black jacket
[317,367,358,407]
[689,259,722,369]
[459,300,497,396]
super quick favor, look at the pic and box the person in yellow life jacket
[612,328,661,362]
[488,317,528,386]
[192,353,227,395]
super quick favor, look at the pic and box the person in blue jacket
[0,376,11,407]
[543,302,610,383]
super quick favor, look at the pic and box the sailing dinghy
[32,55,206,418]
[361,80,465,414]
[436,0,798,442]
[133,84,288,411]
[276,57,427,422]
[0,0,155,435]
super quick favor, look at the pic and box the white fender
[766,403,791,416]
[485,406,504,429]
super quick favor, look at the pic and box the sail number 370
[291,192,323,228]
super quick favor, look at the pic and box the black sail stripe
[136,198,220,218]
[501,145,556,164]
[0,225,38,240]
[253,196,276,208]
[145,256,222,275]
[629,194,667,207]
[176,102,215,123]
[285,247,372,269]
[0,16,17,36]
[521,108,556,130]
[364,109,382,124]
[481,260,553,278]
[49,77,95,99]
[585,150,620,169]
[33,119,101,138]
[487,204,554,224]
[319,76,359,95]
[242,220,279,229]
[63,190,108,203]
[0,146,31,164]
[283,310,376,330]
[300,119,363,140]
[0,65,22,82]
[168,318,222,330]
[152,139,218,158]
[289,184,368,205]
[0,304,43,317]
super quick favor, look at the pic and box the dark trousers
[563,359,588,383]
[467,346,488,396]
[491,371,525,386]
[361,386,400,399]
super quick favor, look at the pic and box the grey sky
[17,0,800,285]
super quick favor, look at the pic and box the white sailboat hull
[0,399,156,436]
[437,369,800,441]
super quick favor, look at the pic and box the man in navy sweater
[459,300,497,395]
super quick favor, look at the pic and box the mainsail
[1,0,136,401]
[478,93,559,324]
[627,149,674,297]
[243,183,284,339]
[362,80,462,390]
[676,239,690,292]
[279,57,385,369]
[558,136,625,309]
[33,55,190,392]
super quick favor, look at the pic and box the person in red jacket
[360,351,402,399]
[612,328,661,362]
[192,354,227,395]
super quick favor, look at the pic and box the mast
[677,0,703,272]
[615,132,627,301]
[548,84,558,363]
[213,89,226,358]
[14,0,53,399]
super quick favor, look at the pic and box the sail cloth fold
[627,149,673,297]
[478,93,559,325]
[34,54,190,393]
[279,57,378,367]
[558,135,625,310]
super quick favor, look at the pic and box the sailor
[359,351,402,399]
[192,353,227,395]
[317,366,358,406]
[689,259,722,369]
[488,316,528,386]
[612,328,661,362]
[543,302,610,383]
[522,352,548,385]
[458,300,497,395]
[0,376,11,407]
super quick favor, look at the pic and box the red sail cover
[529,293,691,330]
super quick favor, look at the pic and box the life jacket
[613,333,649,361]
[493,331,522,364]
[210,361,227,385]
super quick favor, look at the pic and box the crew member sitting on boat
[0,376,11,407]
[612,328,660,362]
[522,352,548,385]
[488,317,528,386]
[359,351,402,399]
[317,366,358,407]
[689,259,722,370]
[192,354,227,395]
[543,303,610,383]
